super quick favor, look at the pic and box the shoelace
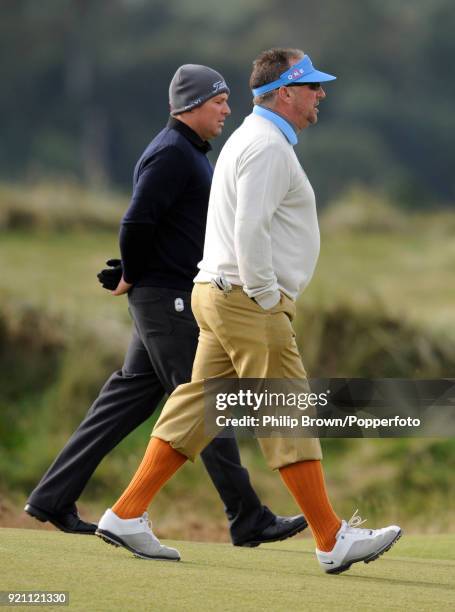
[344,509,371,534]
[347,509,366,528]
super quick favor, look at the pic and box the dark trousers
[27,287,274,543]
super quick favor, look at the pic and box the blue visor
[252,55,336,96]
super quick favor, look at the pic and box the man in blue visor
[96,48,402,575]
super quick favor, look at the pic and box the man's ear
[277,86,292,104]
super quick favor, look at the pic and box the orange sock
[279,460,341,552]
[112,437,187,519]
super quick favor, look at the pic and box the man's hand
[97,259,123,290]
[111,276,133,296]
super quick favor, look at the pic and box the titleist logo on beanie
[169,64,230,116]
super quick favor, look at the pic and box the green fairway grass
[0,529,454,611]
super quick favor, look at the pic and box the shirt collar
[252,105,298,146]
[167,116,212,153]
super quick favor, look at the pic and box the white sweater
[195,112,320,309]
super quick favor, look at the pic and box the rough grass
[0,529,454,611]
[2,186,455,538]
[0,181,126,232]
[321,185,408,233]
[1,216,455,535]
[0,231,127,323]
[309,224,455,336]
[2,218,455,334]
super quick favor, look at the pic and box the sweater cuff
[254,290,281,310]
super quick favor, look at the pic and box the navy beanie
[169,64,230,116]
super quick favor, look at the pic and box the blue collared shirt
[252,105,298,146]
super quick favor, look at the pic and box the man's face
[286,83,326,130]
[192,93,231,140]
[275,56,327,131]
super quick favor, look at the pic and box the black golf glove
[97,258,123,290]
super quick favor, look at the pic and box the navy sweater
[120,117,213,291]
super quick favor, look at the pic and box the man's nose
[318,87,326,99]
[223,103,231,116]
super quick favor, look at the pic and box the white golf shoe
[316,510,402,574]
[96,509,180,561]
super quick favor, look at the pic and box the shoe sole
[236,519,308,548]
[24,504,96,535]
[95,529,180,562]
[325,529,403,575]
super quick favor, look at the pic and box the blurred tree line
[1,0,454,207]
